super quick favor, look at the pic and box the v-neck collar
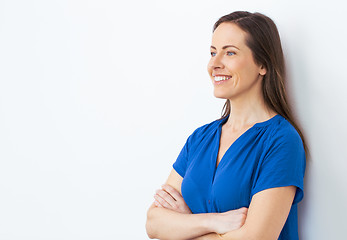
[211,114,281,183]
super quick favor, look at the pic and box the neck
[225,90,276,130]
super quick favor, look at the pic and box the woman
[146,11,306,240]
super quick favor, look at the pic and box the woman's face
[207,22,266,101]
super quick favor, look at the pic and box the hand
[153,184,192,214]
[212,207,248,234]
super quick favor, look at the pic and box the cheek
[229,60,256,81]
[227,58,245,70]
[239,58,261,78]
[231,72,241,86]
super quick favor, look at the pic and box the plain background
[0,0,346,239]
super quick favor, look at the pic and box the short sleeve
[251,125,306,205]
[172,134,191,178]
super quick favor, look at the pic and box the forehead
[211,22,247,48]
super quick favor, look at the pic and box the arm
[148,171,296,240]
[219,186,296,240]
[146,169,212,240]
[190,186,296,240]
[146,169,247,240]
[146,202,215,240]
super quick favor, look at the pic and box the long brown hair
[213,11,308,153]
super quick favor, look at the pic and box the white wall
[0,0,346,239]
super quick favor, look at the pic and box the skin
[146,22,297,240]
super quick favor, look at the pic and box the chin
[213,90,232,100]
[213,94,230,100]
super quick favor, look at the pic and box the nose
[208,53,224,70]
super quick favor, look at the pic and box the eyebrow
[210,45,240,50]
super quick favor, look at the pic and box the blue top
[173,114,306,240]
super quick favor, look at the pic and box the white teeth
[214,76,231,81]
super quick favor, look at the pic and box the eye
[227,51,235,56]
[210,52,216,57]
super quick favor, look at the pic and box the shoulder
[189,117,223,136]
[267,115,303,147]
[263,115,306,162]
[185,117,224,144]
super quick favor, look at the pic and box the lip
[213,74,232,77]
[213,79,229,85]
[212,74,232,85]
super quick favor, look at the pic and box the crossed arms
[146,169,296,240]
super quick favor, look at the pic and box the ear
[259,65,267,76]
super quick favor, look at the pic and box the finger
[155,190,178,209]
[156,189,177,207]
[154,200,163,208]
[161,184,182,201]
[154,193,172,209]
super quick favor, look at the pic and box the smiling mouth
[214,75,232,82]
